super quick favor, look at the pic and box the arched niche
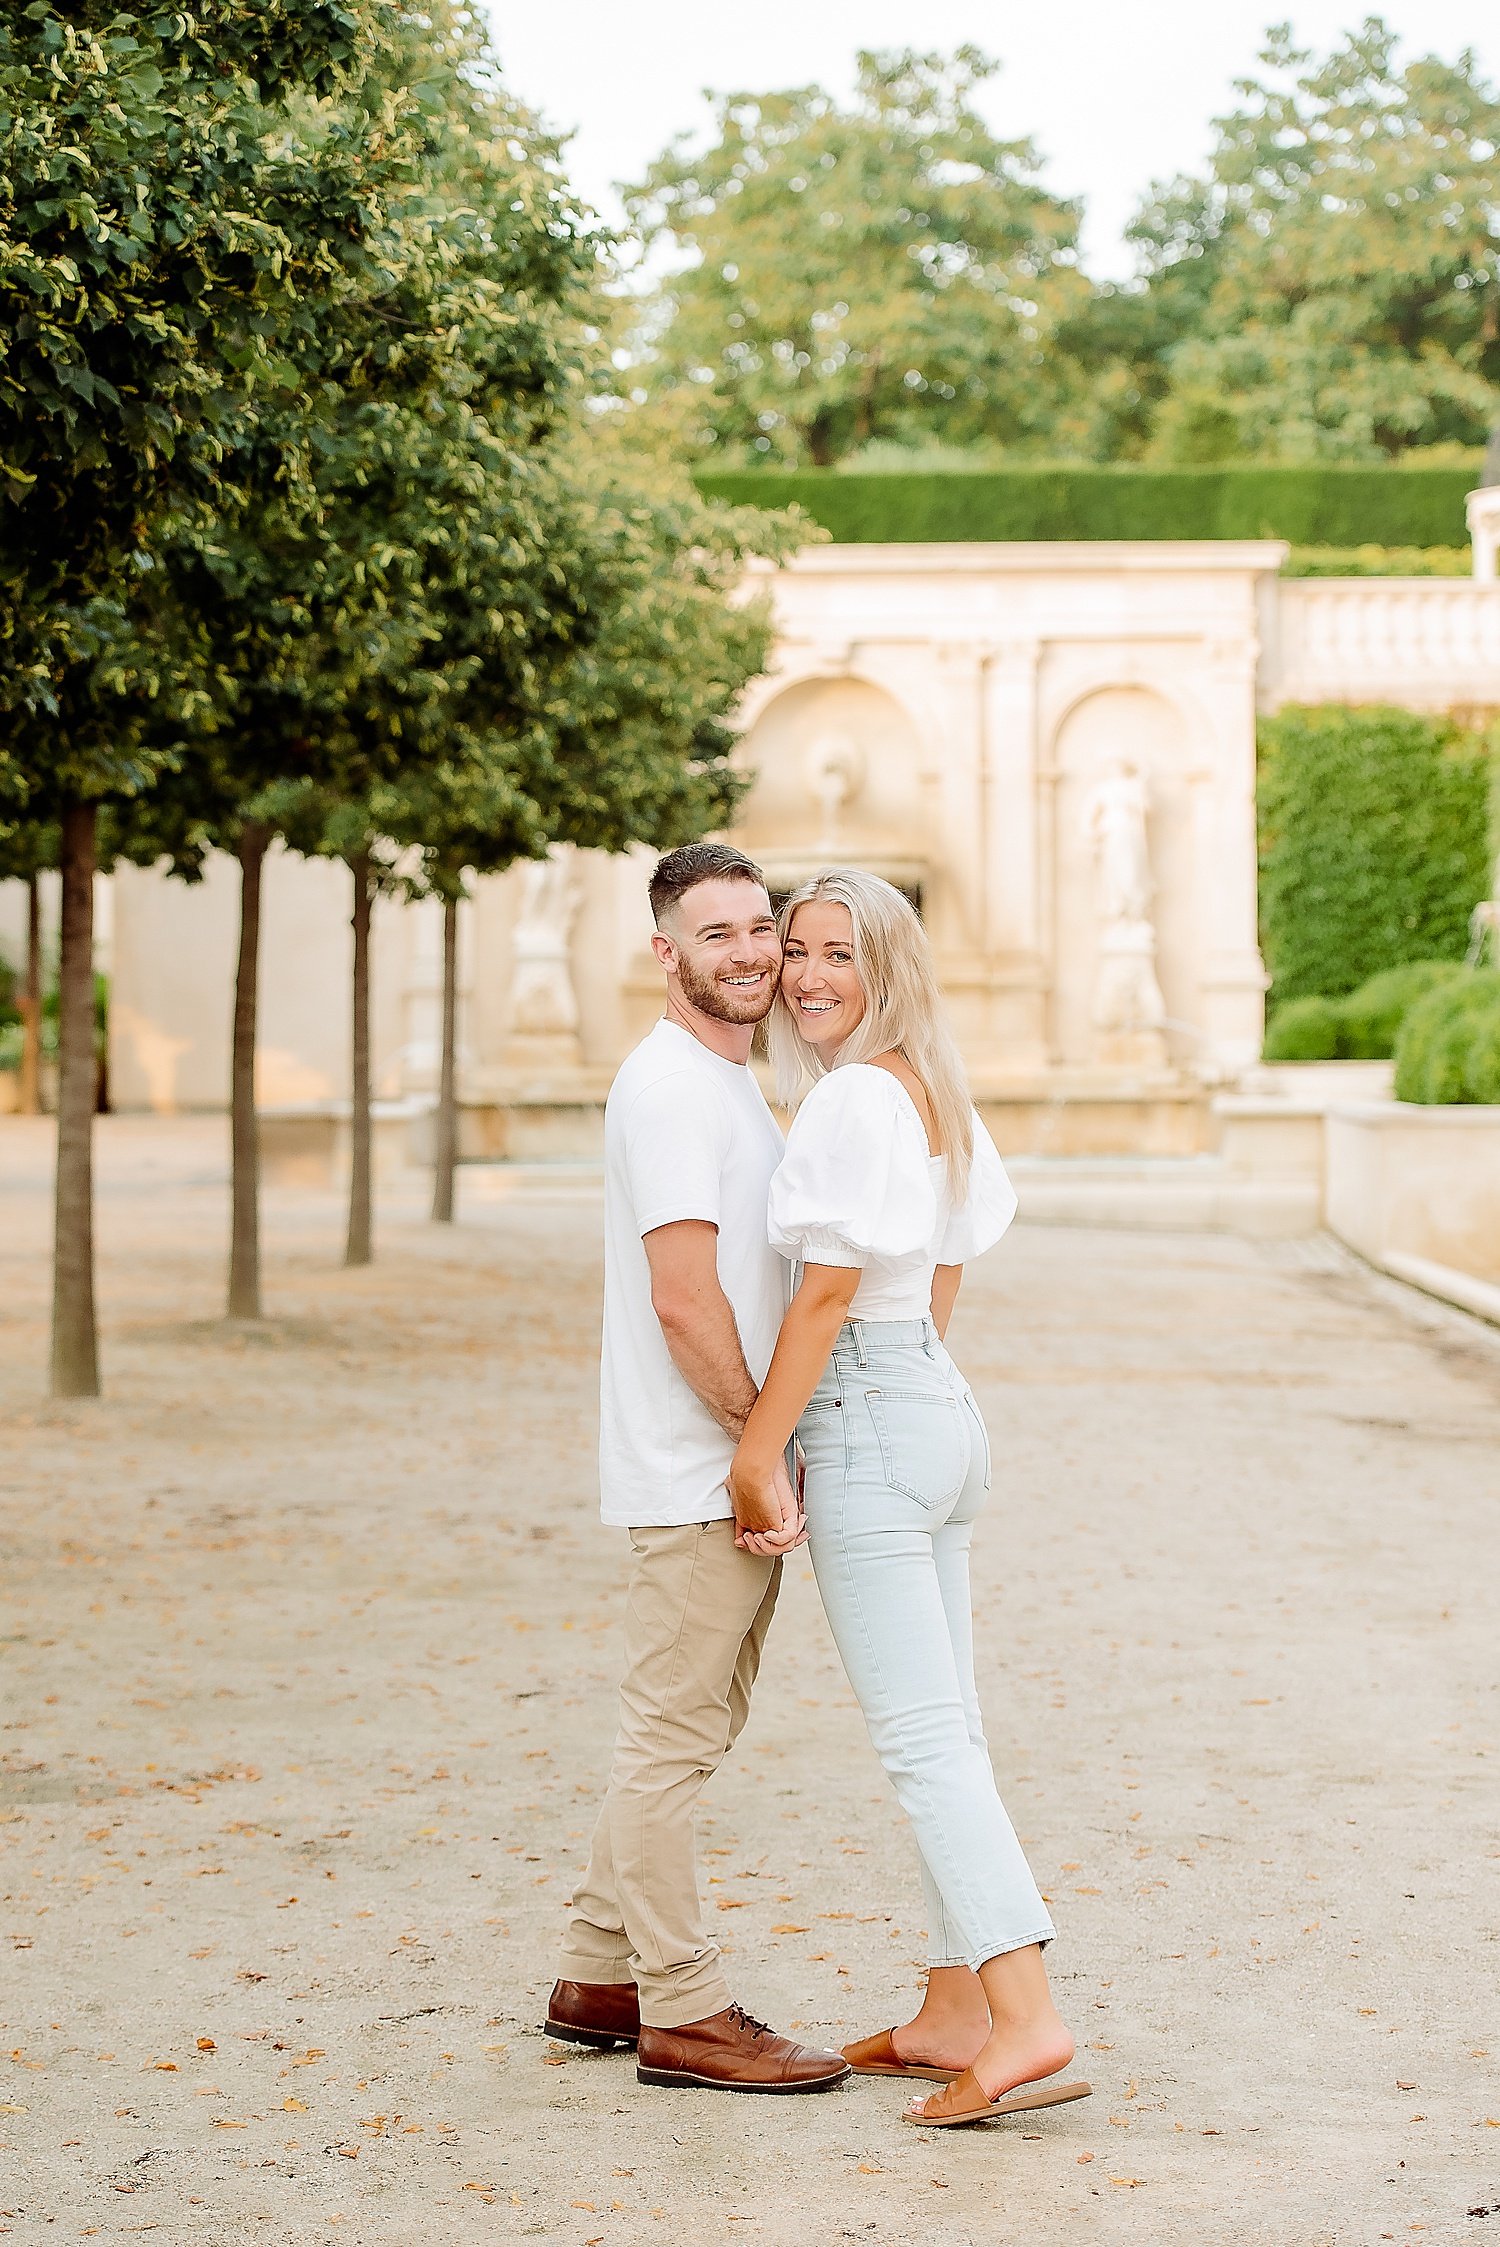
[731,674,930,900]
[1049,685,1202,1068]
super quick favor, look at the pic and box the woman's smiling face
[779,899,867,1054]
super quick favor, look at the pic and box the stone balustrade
[1265,576,1500,709]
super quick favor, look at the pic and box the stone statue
[806,731,864,852]
[1467,849,1500,968]
[1084,757,1155,924]
[1082,757,1167,1050]
[509,848,581,1038]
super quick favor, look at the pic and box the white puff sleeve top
[766,1064,1018,1319]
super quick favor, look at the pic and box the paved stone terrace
[1,1117,1498,2246]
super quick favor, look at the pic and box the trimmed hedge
[694,467,1476,547]
[1282,546,1471,578]
[1262,995,1347,1061]
[1258,707,1494,1007]
[1393,972,1500,1104]
[1339,962,1467,1059]
[1262,961,1465,1061]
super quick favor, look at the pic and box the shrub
[1393,973,1500,1104]
[1281,546,1471,578]
[1258,707,1494,1006]
[692,467,1476,545]
[1339,961,1466,1059]
[1262,995,1346,1061]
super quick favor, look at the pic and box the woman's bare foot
[938,1941,1075,2104]
[888,1964,991,2071]
[966,2010,1075,2103]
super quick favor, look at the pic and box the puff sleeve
[767,1067,938,1267]
[938,1108,1019,1264]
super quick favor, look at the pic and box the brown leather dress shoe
[544,1978,641,2050]
[636,2003,851,2093]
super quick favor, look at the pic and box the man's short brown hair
[648,841,767,926]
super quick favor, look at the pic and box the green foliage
[0,0,424,792]
[1127,24,1500,461]
[1260,961,1466,1060]
[692,467,1475,543]
[1258,707,1495,1006]
[1393,972,1500,1103]
[1262,995,1346,1061]
[1282,547,1472,578]
[618,48,1086,468]
[1339,961,1467,1059]
[621,28,1500,467]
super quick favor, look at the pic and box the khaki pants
[558,1520,781,2028]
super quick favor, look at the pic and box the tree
[618,48,1085,467]
[1129,20,1500,461]
[140,3,601,1309]
[0,1,464,1386]
[375,459,793,1222]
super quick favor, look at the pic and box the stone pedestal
[499,1029,584,1074]
[1097,1028,1170,1072]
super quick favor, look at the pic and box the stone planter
[1245,1059,1393,1106]
[1325,1101,1500,1289]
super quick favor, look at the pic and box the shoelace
[726,2002,773,2041]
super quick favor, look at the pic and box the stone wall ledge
[1379,1250,1500,1329]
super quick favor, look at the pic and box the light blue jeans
[799,1316,1056,1970]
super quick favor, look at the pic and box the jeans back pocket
[864,1388,968,1509]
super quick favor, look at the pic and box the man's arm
[644,1220,800,1546]
[644,1219,757,1439]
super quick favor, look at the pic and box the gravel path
[2,1116,1498,2246]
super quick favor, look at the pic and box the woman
[727,869,1088,2130]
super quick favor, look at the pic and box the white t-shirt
[766,1065,1019,1320]
[599,1019,789,1528]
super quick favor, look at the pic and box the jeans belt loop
[852,1320,868,1369]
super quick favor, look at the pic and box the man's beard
[676,951,778,1025]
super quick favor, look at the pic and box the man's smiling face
[652,875,782,1025]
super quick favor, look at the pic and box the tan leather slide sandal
[901,2069,1093,2127]
[842,2029,962,2084]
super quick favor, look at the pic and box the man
[546,841,849,2095]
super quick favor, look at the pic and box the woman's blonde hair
[768,867,974,1198]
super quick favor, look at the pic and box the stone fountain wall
[101,532,1500,1156]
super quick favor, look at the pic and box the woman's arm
[931,1262,962,1341]
[729,1263,860,1552]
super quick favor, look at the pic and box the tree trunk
[18,869,41,1115]
[345,849,373,1267]
[431,892,459,1223]
[228,822,270,1318]
[50,803,99,1397]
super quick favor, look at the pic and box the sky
[483,1,1500,280]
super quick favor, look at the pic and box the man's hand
[729,1451,805,1556]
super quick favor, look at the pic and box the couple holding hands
[544,843,1087,2132]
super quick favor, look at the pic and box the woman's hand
[730,1448,805,1555]
[730,1263,858,1557]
